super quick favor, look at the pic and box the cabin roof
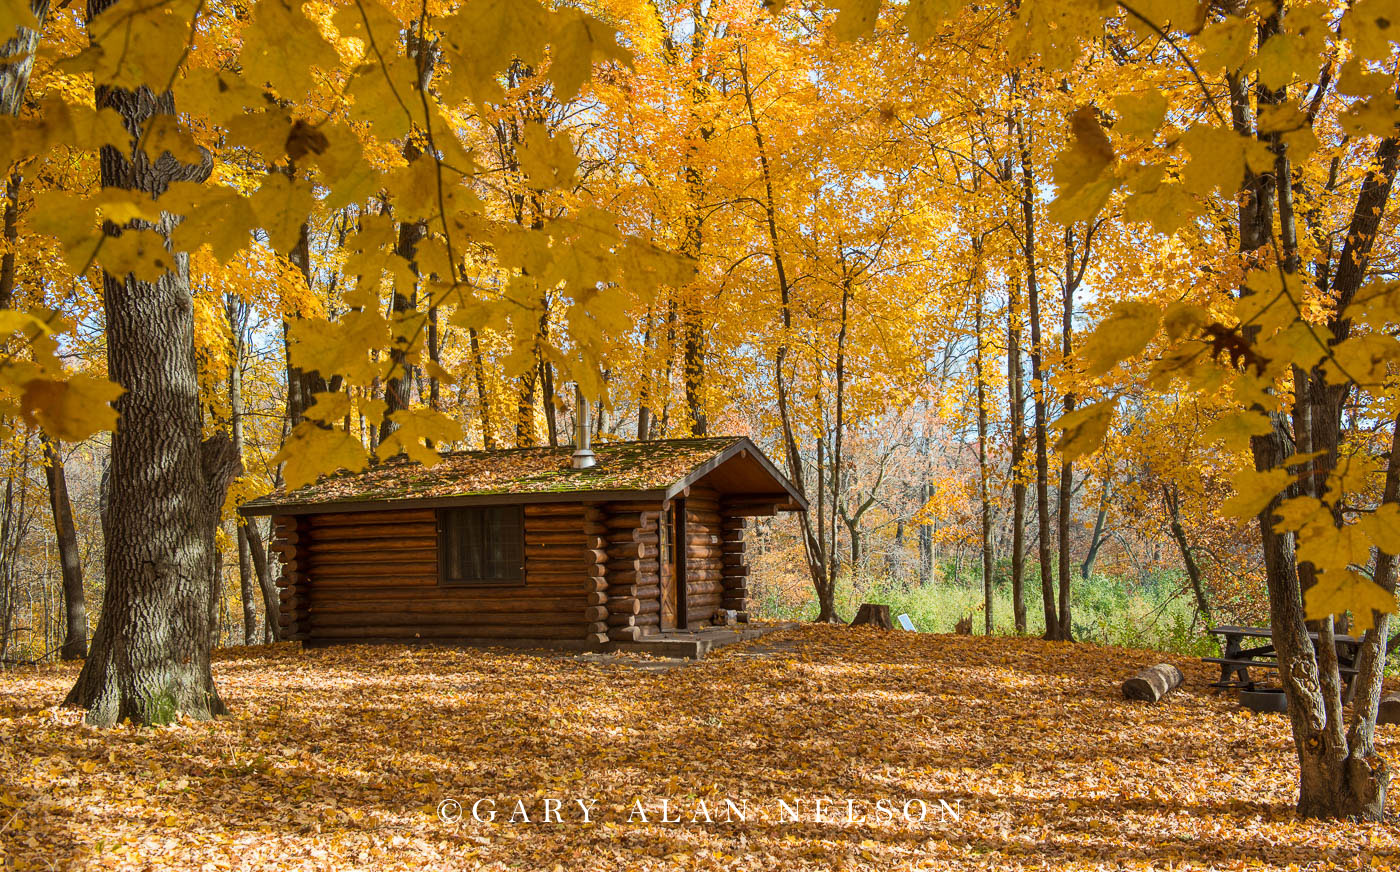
[240,436,808,516]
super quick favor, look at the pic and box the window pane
[441,507,522,583]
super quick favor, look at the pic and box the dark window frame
[436,505,526,587]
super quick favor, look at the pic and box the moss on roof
[242,437,744,512]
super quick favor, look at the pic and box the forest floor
[2,625,1398,871]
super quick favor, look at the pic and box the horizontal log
[603,515,658,530]
[526,558,592,571]
[308,524,436,541]
[306,560,440,575]
[587,621,608,635]
[588,631,609,645]
[305,538,438,555]
[686,581,724,596]
[606,613,636,628]
[311,509,437,527]
[606,570,659,587]
[633,612,660,627]
[607,558,658,574]
[582,522,608,535]
[526,503,590,517]
[526,532,590,545]
[306,597,590,615]
[607,597,642,615]
[587,590,606,605]
[633,584,660,601]
[310,625,586,641]
[608,626,642,642]
[607,542,656,561]
[721,542,745,554]
[584,606,608,622]
[608,528,659,545]
[309,610,593,629]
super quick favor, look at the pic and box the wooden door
[659,503,677,629]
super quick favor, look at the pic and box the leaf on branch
[20,374,124,441]
[1079,301,1160,375]
[1222,467,1293,520]
[376,409,465,466]
[1055,400,1114,462]
[1049,106,1117,223]
[273,422,368,492]
[1305,569,1397,633]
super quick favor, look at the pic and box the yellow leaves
[1055,400,1114,462]
[1324,334,1400,387]
[830,0,881,41]
[442,0,549,103]
[1296,523,1372,574]
[79,0,201,89]
[249,173,316,257]
[904,0,959,43]
[99,229,176,283]
[1178,126,1271,197]
[1111,91,1166,140]
[164,183,258,263]
[286,311,389,385]
[1342,0,1400,61]
[20,374,123,441]
[1048,106,1116,224]
[548,10,632,102]
[1079,301,1160,375]
[518,126,577,190]
[1305,570,1397,633]
[240,0,338,100]
[377,409,465,465]
[1222,468,1293,520]
[1204,411,1272,452]
[143,115,203,166]
[1358,504,1400,556]
[273,422,368,492]
[1196,14,1254,74]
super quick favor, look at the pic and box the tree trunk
[1007,275,1028,633]
[1081,493,1109,580]
[974,271,994,635]
[1016,106,1059,640]
[1163,484,1212,627]
[64,1,241,725]
[1056,232,1076,641]
[244,515,279,642]
[41,435,85,660]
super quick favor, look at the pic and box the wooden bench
[1203,626,1364,701]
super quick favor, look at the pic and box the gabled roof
[239,436,808,516]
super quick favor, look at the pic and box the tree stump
[1121,663,1184,702]
[1379,693,1400,725]
[850,603,892,629]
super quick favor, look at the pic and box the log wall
[683,487,724,627]
[600,500,664,642]
[719,500,749,620]
[272,505,597,643]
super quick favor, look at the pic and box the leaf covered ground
[3,626,1398,871]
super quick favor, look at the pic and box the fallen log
[1121,663,1184,702]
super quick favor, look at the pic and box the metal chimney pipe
[571,385,596,470]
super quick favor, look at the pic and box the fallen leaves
[1,626,1398,870]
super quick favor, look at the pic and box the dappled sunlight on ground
[2,625,1397,870]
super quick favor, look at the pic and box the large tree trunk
[64,0,240,725]
[41,435,86,660]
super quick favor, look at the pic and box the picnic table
[1203,625,1363,699]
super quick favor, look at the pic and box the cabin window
[437,506,524,585]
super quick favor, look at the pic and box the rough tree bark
[64,0,241,725]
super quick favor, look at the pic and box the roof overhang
[238,488,671,517]
[663,437,808,512]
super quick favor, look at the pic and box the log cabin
[239,436,806,649]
